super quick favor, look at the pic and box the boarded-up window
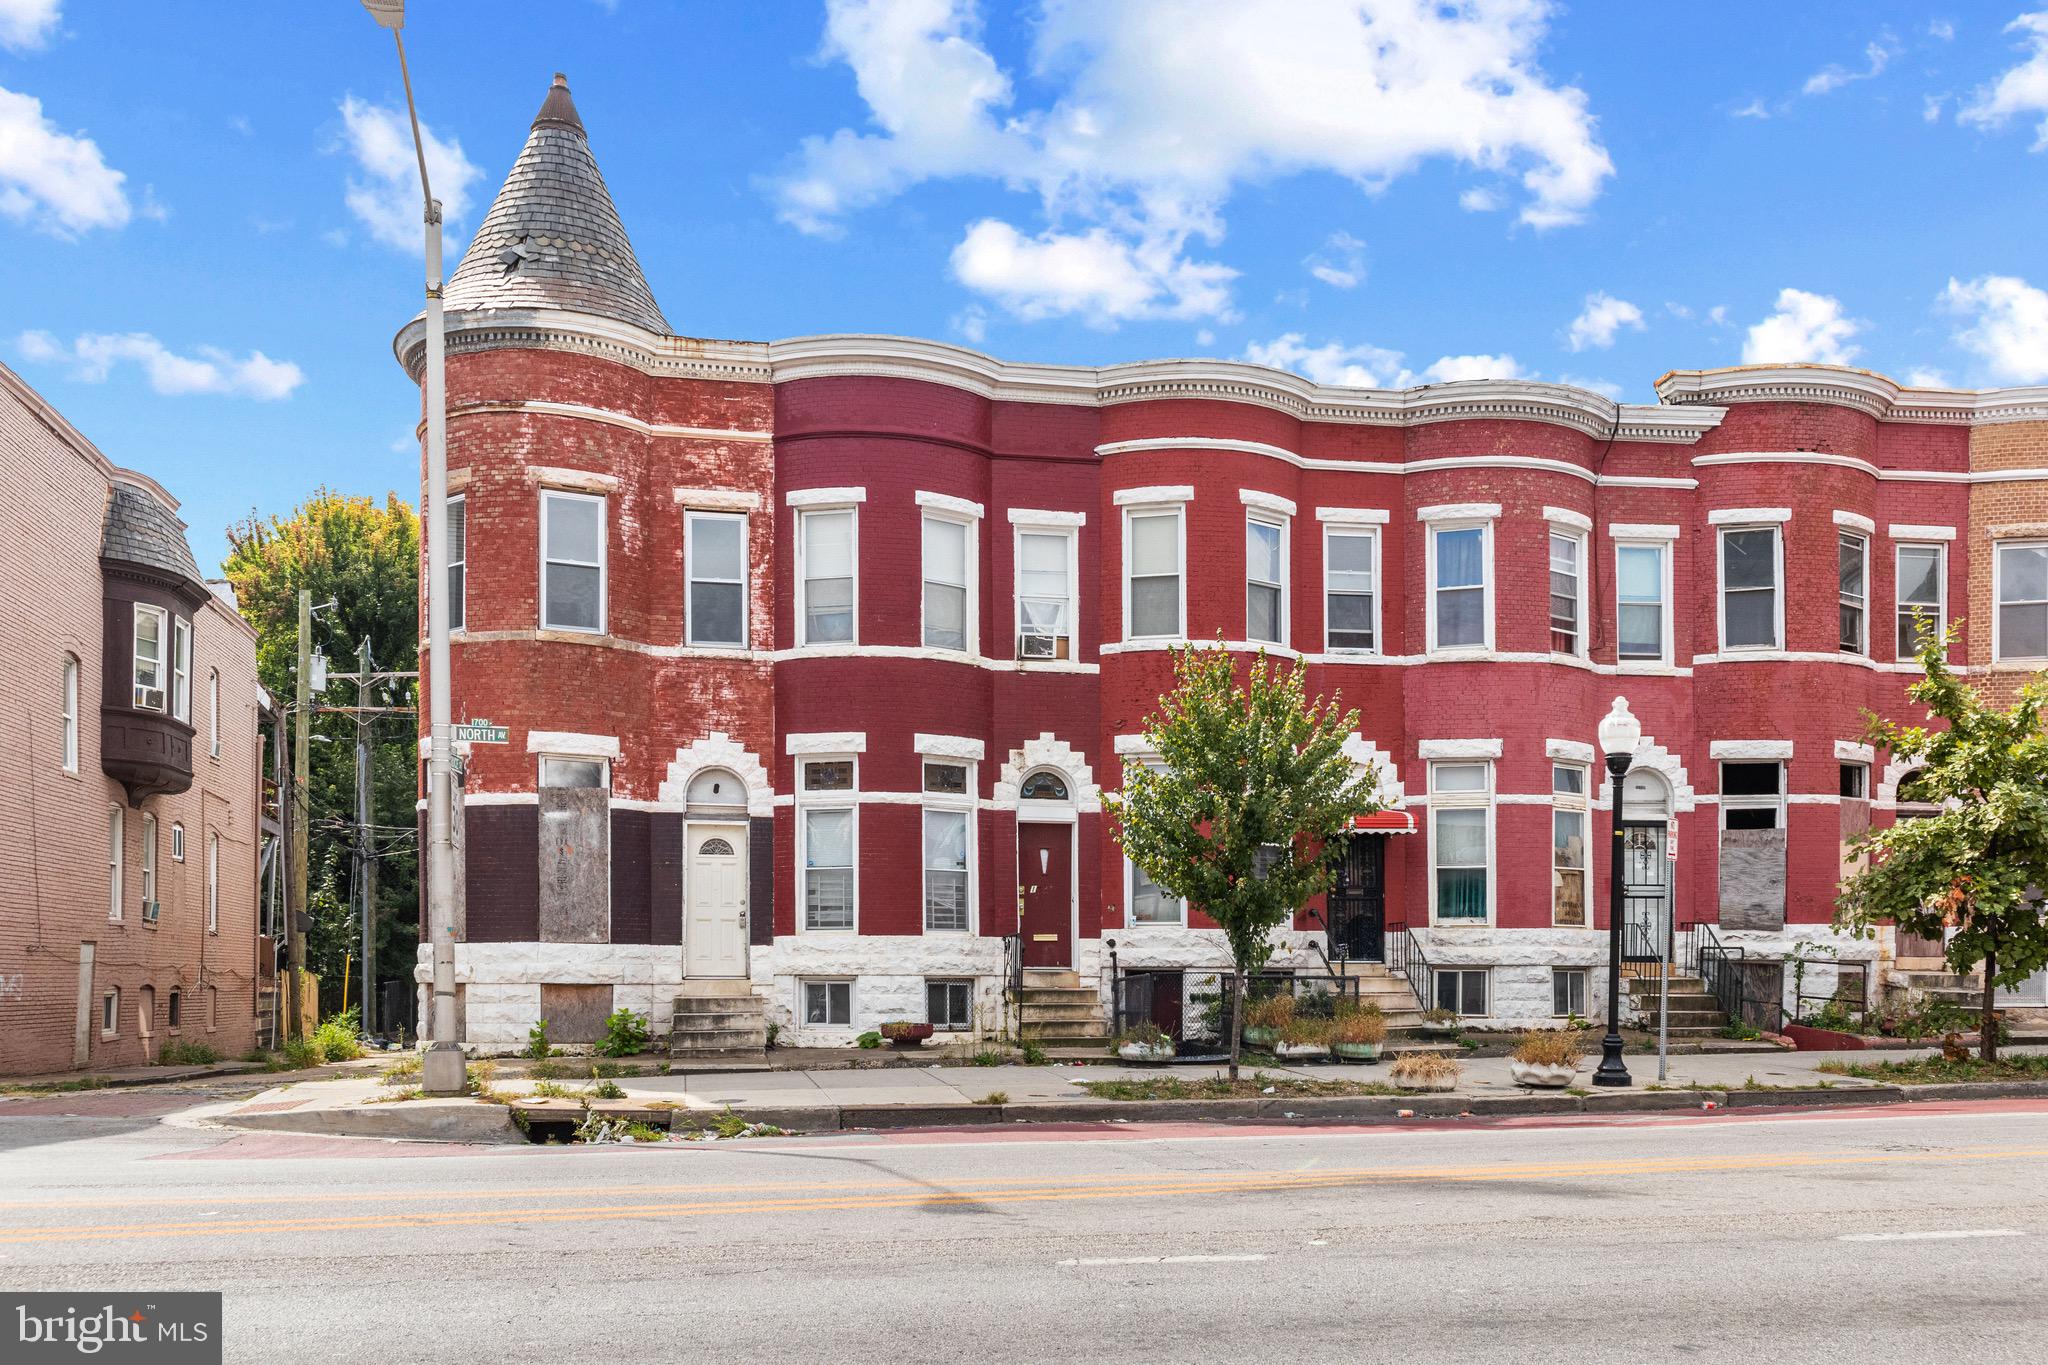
[539,757,609,942]
[1719,829,1786,930]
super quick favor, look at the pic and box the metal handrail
[1386,920,1432,1011]
[1001,934,1023,1044]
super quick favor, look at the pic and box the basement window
[802,979,851,1027]
[926,979,974,1031]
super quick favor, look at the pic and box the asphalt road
[3,1089,2047,1363]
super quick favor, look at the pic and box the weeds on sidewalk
[156,1042,220,1066]
[1079,1074,1400,1100]
[672,1106,789,1141]
[0,1076,109,1096]
[975,1091,1008,1105]
[1817,1054,2048,1085]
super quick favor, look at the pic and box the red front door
[1018,823,1071,967]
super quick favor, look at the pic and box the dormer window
[133,605,167,711]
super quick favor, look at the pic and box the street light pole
[362,0,462,1095]
[1594,697,1640,1088]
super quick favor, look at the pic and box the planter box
[1275,1041,1332,1061]
[881,1024,934,1048]
[1243,1027,1279,1048]
[1782,1023,1868,1051]
[1117,1042,1174,1063]
[1393,1075,1458,1093]
[1333,1041,1383,1063]
[1509,1059,1578,1088]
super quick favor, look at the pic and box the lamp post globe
[1593,697,1640,1087]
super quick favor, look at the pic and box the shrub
[587,1077,626,1100]
[975,1091,1009,1105]
[1389,1052,1461,1085]
[1420,1007,1459,1027]
[1019,1040,1048,1065]
[312,1008,364,1063]
[596,1008,651,1058]
[526,1060,569,1080]
[1332,1011,1387,1046]
[278,1035,322,1071]
[525,1018,553,1060]
[1115,1020,1170,1050]
[1245,993,1297,1032]
[765,1022,780,1050]
[856,1030,883,1049]
[1294,990,1336,1020]
[157,1041,219,1066]
[528,1080,575,1099]
[970,1048,1008,1067]
[1279,1017,1331,1046]
[379,1054,423,1086]
[1511,1029,1585,1067]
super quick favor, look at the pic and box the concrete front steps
[1624,974,1728,1038]
[670,981,768,1059]
[1327,961,1426,1029]
[1018,968,1113,1051]
[1889,970,1985,1010]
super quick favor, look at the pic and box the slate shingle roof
[443,73,669,335]
[101,481,204,586]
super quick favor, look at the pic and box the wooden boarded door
[1018,824,1071,967]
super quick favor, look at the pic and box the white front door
[685,826,747,978]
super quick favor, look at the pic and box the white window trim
[1426,520,1494,654]
[1718,759,1786,832]
[539,488,607,635]
[1012,522,1079,663]
[1113,485,1194,507]
[1832,509,1876,535]
[1894,541,1948,661]
[1125,852,1187,928]
[914,733,985,762]
[920,508,979,655]
[1427,760,1495,928]
[1716,524,1784,652]
[1121,503,1186,642]
[1321,522,1380,655]
[921,759,977,934]
[784,486,867,508]
[1615,539,1675,669]
[206,831,220,933]
[171,616,190,721]
[1888,523,1957,542]
[1548,527,1589,659]
[102,987,119,1039]
[1552,762,1591,928]
[1417,502,1502,523]
[787,731,868,756]
[61,655,79,773]
[1543,506,1593,534]
[795,505,860,648]
[108,805,124,922]
[915,489,985,520]
[1245,510,1290,648]
[1239,488,1297,517]
[674,486,762,512]
[446,493,467,632]
[1436,967,1492,1019]
[1608,523,1680,541]
[684,508,750,648]
[1839,530,1870,656]
[1707,507,1792,525]
[207,667,221,758]
[799,977,856,1028]
[171,821,185,862]
[1316,507,1390,525]
[1993,539,2048,664]
[1008,507,1087,528]
[133,603,167,711]
[924,977,976,1031]
[140,813,157,916]
[1552,967,1589,1018]
[527,731,623,758]
[797,755,859,934]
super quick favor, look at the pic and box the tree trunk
[1228,965,1244,1084]
[1981,945,1999,1063]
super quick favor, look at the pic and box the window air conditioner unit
[136,686,166,711]
[142,899,161,925]
[1019,632,1056,659]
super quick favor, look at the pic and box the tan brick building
[0,362,267,1075]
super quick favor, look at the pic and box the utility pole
[355,635,378,1037]
[290,589,311,1040]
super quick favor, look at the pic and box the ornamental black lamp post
[1593,697,1642,1088]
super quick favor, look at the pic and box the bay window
[1996,540,2048,662]
[1549,531,1585,656]
[1124,507,1183,640]
[1895,543,1945,658]
[1245,516,1286,645]
[1719,525,1781,650]
[1428,524,1489,651]
[172,617,191,721]
[800,758,856,930]
[1323,526,1377,653]
[1838,531,1867,655]
[799,508,856,645]
[1616,542,1669,664]
[922,760,972,932]
[921,514,970,652]
[1015,527,1076,660]
[1552,763,1588,926]
[540,490,605,633]
[1429,761,1492,923]
[685,510,747,647]
[133,604,166,710]
[447,494,466,631]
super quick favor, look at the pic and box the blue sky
[5,1,2048,572]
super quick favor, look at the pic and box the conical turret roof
[443,73,669,334]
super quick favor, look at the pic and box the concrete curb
[219,1102,524,1144]
[1720,1085,1905,1109]
[6,1061,267,1091]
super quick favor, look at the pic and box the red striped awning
[1349,809,1417,834]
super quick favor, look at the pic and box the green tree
[223,491,421,1020]
[1110,645,1381,1079]
[1836,628,2048,1060]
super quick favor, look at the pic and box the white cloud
[0,0,59,51]
[952,306,988,343]
[1924,92,1948,122]
[337,95,482,252]
[1566,291,1644,351]
[1457,186,1502,212]
[1664,301,1693,320]
[1243,332,1521,388]
[1803,35,1897,96]
[1731,98,1771,120]
[775,0,1613,325]
[1941,273,2048,383]
[1959,11,2048,150]
[1741,288,1863,365]
[0,85,127,234]
[1929,18,1955,41]
[949,218,1236,325]
[1707,304,1729,326]
[1556,373,1624,399]
[1904,367,1952,388]
[16,330,304,400]
[1194,328,1215,346]
[1304,230,1366,289]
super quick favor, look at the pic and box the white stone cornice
[1316,507,1391,525]
[786,731,867,755]
[449,399,772,443]
[526,465,618,493]
[1239,488,1297,517]
[1658,363,2048,426]
[1418,738,1503,760]
[1417,502,1501,522]
[1610,522,1680,541]
[526,730,620,758]
[1008,507,1086,528]
[674,487,762,512]
[913,733,986,762]
[1542,506,1593,532]
[1889,523,1957,541]
[1834,740,1875,764]
[914,490,985,520]
[1546,738,1596,764]
[784,486,866,507]
[1832,510,1876,534]
[1707,507,1792,525]
[1114,484,1195,506]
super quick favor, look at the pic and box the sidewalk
[199,1044,2048,1144]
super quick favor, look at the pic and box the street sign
[453,718,510,744]
[1666,833,1679,862]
